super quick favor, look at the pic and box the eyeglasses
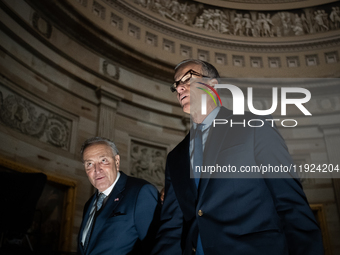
[171,69,209,92]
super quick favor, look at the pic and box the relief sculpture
[0,85,71,150]
[133,0,340,38]
[130,140,166,190]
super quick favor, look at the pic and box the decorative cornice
[205,0,304,3]
[192,0,337,10]
[109,0,340,52]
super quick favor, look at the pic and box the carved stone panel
[198,49,209,62]
[268,57,281,68]
[128,23,141,39]
[286,56,300,67]
[163,39,175,53]
[111,12,123,30]
[180,44,192,58]
[324,51,339,64]
[305,54,319,66]
[93,1,106,19]
[129,139,167,190]
[215,53,227,65]
[0,84,72,151]
[146,31,158,46]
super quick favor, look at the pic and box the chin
[182,105,190,114]
[96,183,109,192]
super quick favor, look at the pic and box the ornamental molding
[103,0,340,52]
[202,0,304,3]
[0,82,77,152]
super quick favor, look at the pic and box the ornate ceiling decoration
[21,0,340,80]
[127,0,340,39]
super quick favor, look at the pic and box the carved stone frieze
[211,0,305,3]
[0,85,71,150]
[129,0,340,37]
[101,0,340,52]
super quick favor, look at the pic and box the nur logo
[198,83,312,116]
[197,82,222,115]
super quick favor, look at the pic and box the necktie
[193,125,205,255]
[83,193,106,252]
[193,124,203,187]
[96,193,106,211]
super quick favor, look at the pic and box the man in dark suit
[78,137,159,255]
[152,59,323,255]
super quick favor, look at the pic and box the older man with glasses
[151,59,323,255]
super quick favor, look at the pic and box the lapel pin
[114,198,119,202]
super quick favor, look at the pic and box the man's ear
[209,78,219,88]
[114,155,120,171]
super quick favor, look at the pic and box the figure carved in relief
[330,7,340,29]
[262,13,273,37]
[168,0,181,20]
[194,15,204,29]
[212,9,223,32]
[292,13,304,35]
[233,13,243,35]
[220,20,230,34]
[313,10,329,32]
[243,13,253,36]
[134,0,340,37]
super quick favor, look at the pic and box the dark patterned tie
[193,125,205,255]
[96,193,106,211]
[83,193,106,252]
[193,124,203,187]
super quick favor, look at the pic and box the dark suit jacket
[78,172,159,255]
[152,107,323,255]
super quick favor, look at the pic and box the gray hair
[80,137,119,162]
[175,59,220,80]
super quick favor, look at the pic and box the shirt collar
[192,107,220,131]
[100,171,121,197]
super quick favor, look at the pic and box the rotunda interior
[0,0,339,253]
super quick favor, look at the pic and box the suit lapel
[169,134,197,212]
[198,107,233,199]
[79,194,96,253]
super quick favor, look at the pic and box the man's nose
[94,162,103,172]
[176,83,186,93]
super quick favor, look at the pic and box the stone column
[320,124,340,219]
[96,89,122,140]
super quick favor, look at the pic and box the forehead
[83,143,113,159]
[174,62,202,80]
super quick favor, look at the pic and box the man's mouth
[180,95,187,101]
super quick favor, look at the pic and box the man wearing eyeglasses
[151,59,323,255]
[78,137,159,255]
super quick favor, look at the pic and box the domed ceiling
[25,0,340,79]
